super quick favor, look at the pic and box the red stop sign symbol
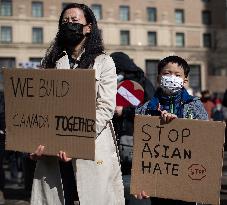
[188,164,206,180]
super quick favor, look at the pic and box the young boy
[135,55,208,205]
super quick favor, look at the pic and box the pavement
[4,200,29,205]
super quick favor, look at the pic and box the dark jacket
[136,88,208,120]
[111,52,155,137]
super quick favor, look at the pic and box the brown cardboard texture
[130,115,225,204]
[3,68,96,160]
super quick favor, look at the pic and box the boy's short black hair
[158,55,190,77]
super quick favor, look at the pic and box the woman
[30,3,124,205]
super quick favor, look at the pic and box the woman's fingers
[134,191,150,200]
[138,192,142,200]
[141,191,150,198]
[63,152,72,162]
[30,145,45,160]
[36,145,45,156]
[58,151,72,162]
[29,153,36,160]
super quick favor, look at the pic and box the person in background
[29,3,124,205]
[0,91,5,205]
[201,90,215,120]
[135,55,208,205]
[110,51,155,174]
[222,89,227,151]
[211,98,224,121]
[111,52,155,205]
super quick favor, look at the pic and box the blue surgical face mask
[160,75,184,95]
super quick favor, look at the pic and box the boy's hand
[134,191,150,199]
[160,110,177,123]
[157,103,177,123]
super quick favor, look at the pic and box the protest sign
[117,80,144,107]
[131,115,225,204]
[3,68,96,160]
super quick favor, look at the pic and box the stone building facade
[0,0,227,93]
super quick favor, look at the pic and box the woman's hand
[57,151,72,162]
[134,191,150,199]
[30,145,45,160]
[115,106,123,116]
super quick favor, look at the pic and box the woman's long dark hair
[41,3,104,69]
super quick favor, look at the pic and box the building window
[18,57,42,69]
[0,57,15,68]
[29,57,42,68]
[202,0,210,3]
[91,4,102,20]
[202,10,212,25]
[119,6,130,21]
[188,64,201,93]
[147,7,157,22]
[147,32,157,46]
[32,27,43,44]
[32,1,43,17]
[0,57,15,84]
[62,2,74,9]
[175,9,184,24]
[0,0,12,16]
[146,60,159,87]
[0,26,12,43]
[203,33,212,48]
[176,33,185,47]
[120,30,130,45]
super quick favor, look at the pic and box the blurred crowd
[200,89,227,122]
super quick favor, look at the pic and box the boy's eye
[163,72,170,75]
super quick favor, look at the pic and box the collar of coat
[56,50,85,69]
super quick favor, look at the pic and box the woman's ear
[84,23,92,34]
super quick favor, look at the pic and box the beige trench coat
[30,53,125,205]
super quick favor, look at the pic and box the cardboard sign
[117,80,144,107]
[3,68,96,160]
[131,115,225,204]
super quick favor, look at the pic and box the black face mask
[58,22,85,48]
